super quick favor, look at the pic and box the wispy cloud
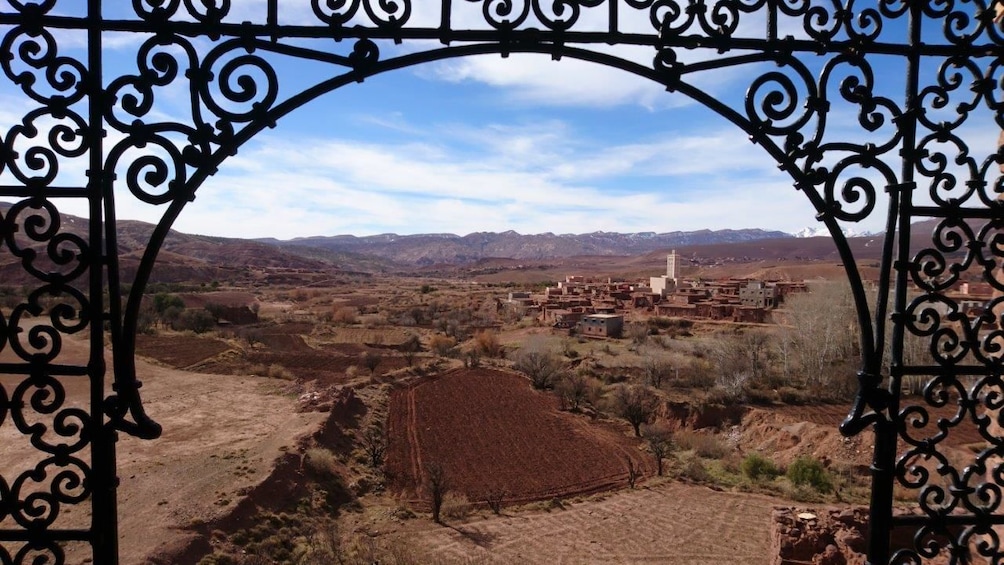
[115,118,827,239]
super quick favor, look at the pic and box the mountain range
[0,201,921,285]
[256,228,793,266]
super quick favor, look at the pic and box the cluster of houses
[501,249,1002,339]
[506,251,808,337]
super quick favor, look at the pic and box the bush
[332,306,358,325]
[474,330,504,358]
[304,448,339,478]
[176,309,216,333]
[440,492,472,521]
[675,430,728,459]
[266,363,294,380]
[680,458,711,483]
[741,453,780,481]
[429,335,457,357]
[786,456,832,493]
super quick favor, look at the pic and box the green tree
[152,292,184,314]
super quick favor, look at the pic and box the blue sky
[1,2,1002,240]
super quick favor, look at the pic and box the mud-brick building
[577,314,624,338]
[657,303,697,317]
[546,309,584,328]
[733,306,769,324]
[740,281,778,309]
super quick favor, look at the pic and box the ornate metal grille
[0,1,1002,563]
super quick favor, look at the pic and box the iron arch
[0,1,1002,563]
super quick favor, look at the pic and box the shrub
[176,309,216,333]
[362,351,382,375]
[266,363,294,380]
[304,448,339,478]
[777,386,810,405]
[786,456,832,493]
[332,306,357,325]
[680,458,711,483]
[440,492,471,521]
[474,330,504,358]
[741,453,780,481]
[429,335,457,357]
[485,488,507,515]
[675,430,728,459]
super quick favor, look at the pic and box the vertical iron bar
[268,0,278,42]
[766,0,777,42]
[867,5,922,565]
[440,0,452,44]
[87,0,118,562]
[609,0,618,37]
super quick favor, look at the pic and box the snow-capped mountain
[793,226,875,238]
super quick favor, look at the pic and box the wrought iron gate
[0,1,1002,563]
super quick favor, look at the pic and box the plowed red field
[136,334,230,368]
[247,350,408,383]
[387,368,653,506]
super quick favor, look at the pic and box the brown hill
[0,203,391,286]
[2,201,957,285]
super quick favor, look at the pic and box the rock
[813,544,846,565]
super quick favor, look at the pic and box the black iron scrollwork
[312,0,412,29]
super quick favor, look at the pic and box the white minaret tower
[667,249,680,283]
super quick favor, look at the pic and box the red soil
[775,401,990,448]
[386,368,654,507]
[135,334,231,368]
[247,350,409,383]
[177,291,256,308]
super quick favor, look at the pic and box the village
[505,250,808,338]
[498,249,998,339]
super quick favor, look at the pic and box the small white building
[577,314,624,338]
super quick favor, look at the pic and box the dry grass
[304,448,339,478]
[440,492,473,521]
[675,430,729,459]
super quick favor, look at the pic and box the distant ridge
[258,228,793,266]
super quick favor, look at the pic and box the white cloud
[127,119,835,239]
[421,52,685,109]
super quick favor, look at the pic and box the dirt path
[116,363,325,565]
[0,328,326,565]
[395,481,779,564]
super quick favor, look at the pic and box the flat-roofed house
[577,314,624,338]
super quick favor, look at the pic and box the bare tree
[362,351,382,375]
[556,371,591,411]
[403,348,418,367]
[627,323,649,347]
[641,349,674,389]
[778,281,857,390]
[642,422,674,476]
[512,337,564,390]
[484,487,508,515]
[626,457,638,489]
[609,384,659,437]
[359,424,386,468]
[426,462,449,524]
[463,348,481,368]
